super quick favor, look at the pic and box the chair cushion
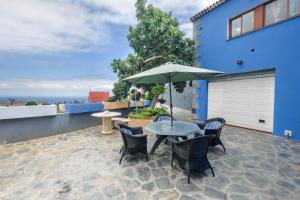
[157,116,172,121]
[121,128,133,135]
[205,121,221,130]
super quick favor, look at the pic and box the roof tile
[190,0,228,22]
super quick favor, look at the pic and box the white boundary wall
[0,105,57,120]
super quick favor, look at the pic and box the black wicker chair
[170,135,215,184]
[195,118,226,152]
[116,124,148,165]
[153,114,175,122]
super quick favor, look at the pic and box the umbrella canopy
[123,62,223,84]
[123,62,224,126]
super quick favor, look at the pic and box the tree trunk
[151,95,159,108]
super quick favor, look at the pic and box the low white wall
[0,105,57,120]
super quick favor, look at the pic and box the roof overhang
[190,0,228,22]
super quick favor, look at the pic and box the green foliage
[107,96,118,102]
[25,101,38,106]
[73,100,81,104]
[151,85,165,97]
[112,80,131,100]
[144,91,152,100]
[129,107,168,119]
[42,102,49,105]
[128,1,194,66]
[111,0,195,99]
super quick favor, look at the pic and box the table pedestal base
[150,135,168,154]
[101,117,113,135]
[150,135,189,155]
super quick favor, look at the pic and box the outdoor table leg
[101,117,114,135]
[150,135,168,154]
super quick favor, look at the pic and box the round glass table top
[91,112,121,118]
[145,121,202,136]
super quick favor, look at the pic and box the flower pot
[103,101,129,110]
[128,118,153,127]
[144,100,152,107]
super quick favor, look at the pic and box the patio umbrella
[123,62,223,126]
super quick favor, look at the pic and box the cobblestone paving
[1,126,300,200]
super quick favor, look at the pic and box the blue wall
[65,103,103,114]
[194,0,300,140]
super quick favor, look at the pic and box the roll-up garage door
[207,70,275,132]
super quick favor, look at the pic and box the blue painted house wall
[193,0,300,140]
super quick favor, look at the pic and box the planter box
[0,105,57,120]
[130,101,144,108]
[103,101,129,110]
[64,103,103,114]
[144,100,152,107]
[128,118,153,127]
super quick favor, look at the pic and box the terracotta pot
[128,118,153,127]
[103,101,129,110]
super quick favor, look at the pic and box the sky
[0,0,216,97]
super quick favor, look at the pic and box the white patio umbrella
[123,62,223,125]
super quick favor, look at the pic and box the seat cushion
[121,128,133,135]
[157,116,172,121]
[205,121,221,130]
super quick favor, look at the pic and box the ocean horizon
[0,96,88,104]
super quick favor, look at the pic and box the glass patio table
[145,121,203,154]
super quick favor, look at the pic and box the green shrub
[129,107,168,119]
[73,100,81,104]
[144,91,152,100]
[42,102,49,105]
[25,101,38,106]
[107,96,118,102]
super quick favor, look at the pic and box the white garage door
[208,71,275,132]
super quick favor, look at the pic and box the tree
[111,0,195,106]
[112,80,131,100]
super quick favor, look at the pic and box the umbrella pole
[168,73,174,126]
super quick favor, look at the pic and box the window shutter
[254,5,265,30]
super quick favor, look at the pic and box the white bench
[112,118,131,128]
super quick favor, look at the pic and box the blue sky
[0,0,216,97]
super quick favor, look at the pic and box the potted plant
[103,96,129,110]
[128,107,168,127]
[143,91,152,107]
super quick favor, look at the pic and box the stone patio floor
[1,126,300,200]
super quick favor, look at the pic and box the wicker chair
[195,118,226,152]
[153,114,175,122]
[170,135,215,183]
[116,124,148,165]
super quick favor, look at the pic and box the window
[230,11,254,38]
[242,11,254,34]
[231,17,241,37]
[265,0,288,26]
[229,0,300,39]
[290,0,300,16]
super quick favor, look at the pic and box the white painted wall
[0,105,57,120]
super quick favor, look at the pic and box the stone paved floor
[1,126,300,200]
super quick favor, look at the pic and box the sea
[0,96,88,104]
